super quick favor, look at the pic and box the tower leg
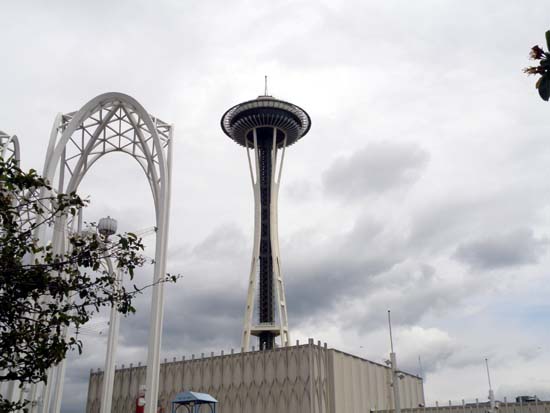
[270,135,290,347]
[144,129,172,413]
[242,131,261,351]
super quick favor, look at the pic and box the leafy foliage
[524,31,550,101]
[0,157,177,411]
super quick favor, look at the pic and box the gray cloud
[454,228,548,270]
[116,223,249,356]
[322,142,429,200]
[392,327,456,376]
[516,345,544,362]
[191,223,248,259]
[285,179,317,202]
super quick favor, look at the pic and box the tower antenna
[264,75,268,96]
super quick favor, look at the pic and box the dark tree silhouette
[524,31,550,101]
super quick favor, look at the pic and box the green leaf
[538,73,550,101]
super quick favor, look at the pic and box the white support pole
[271,129,278,183]
[143,210,165,413]
[279,139,289,345]
[6,381,20,407]
[48,148,72,413]
[100,264,121,413]
[42,153,68,413]
[50,346,67,413]
[28,382,39,413]
[270,130,289,347]
[50,215,75,413]
[241,130,261,351]
[40,367,53,413]
[276,136,287,185]
[143,128,172,413]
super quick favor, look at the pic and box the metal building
[86,340,424,413]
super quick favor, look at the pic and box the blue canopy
[171,391,217,413]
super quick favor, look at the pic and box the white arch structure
[0,131,22,407]
[0,130,20,162]
[36,92,173,413]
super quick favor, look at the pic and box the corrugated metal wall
[86,340,423,413]
[329,349,424,413]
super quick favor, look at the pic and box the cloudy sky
[3,0,550,411]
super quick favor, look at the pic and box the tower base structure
[86,340,424,413]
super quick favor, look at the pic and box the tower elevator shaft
[257,134,275,349]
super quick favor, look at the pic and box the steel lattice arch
[1,92,174,413]
[0,130,20,162]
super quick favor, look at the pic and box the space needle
[221,83,311,350]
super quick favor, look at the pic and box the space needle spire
[221,89,311,350]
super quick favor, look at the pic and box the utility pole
[388,310,401,413]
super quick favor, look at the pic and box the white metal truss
[0,132,57,238]
[0,131,23,408]
[0,131,20,162]
[99,257,121,413]
[241,128,290,351]
[34,92,172,413]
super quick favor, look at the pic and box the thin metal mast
[388,310,395,352]
[486,358,495,413]
[388,310,401,413]
[418,356,424,379]
[485,358,493,390]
